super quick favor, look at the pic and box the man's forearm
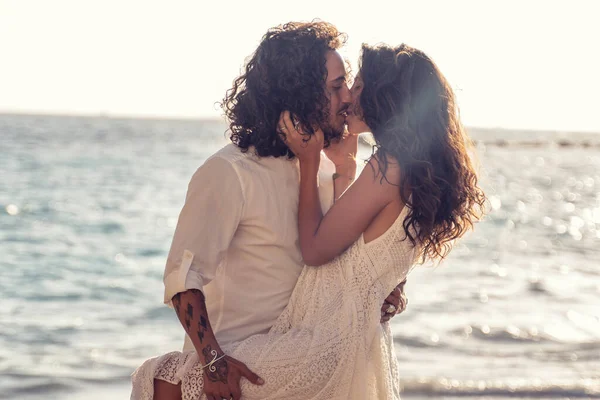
[172,289,228,383]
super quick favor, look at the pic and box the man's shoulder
[198,144,267,187]
[203,144,298,182]
[208,143,248,163]
[209,143,292,171]
[189,145,247,191]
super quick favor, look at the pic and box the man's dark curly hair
[358,43,487,262]
[221,21,347,158]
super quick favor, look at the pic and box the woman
[132,43,485,400]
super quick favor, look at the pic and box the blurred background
[1,1,599,399]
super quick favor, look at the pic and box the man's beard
[321,121,345,145]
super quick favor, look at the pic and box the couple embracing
[131,20,485,400]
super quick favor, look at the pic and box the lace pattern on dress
[131,203,417,400]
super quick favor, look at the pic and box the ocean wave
[394,334,448,348]
[445,325,557,344]
[0,372,133,399]
[5,371,598,399]
[355,127,600,148]
[0,373,75,399]
[401,377,600,398]
[3,114,600,400]
[1,382,73,399]
[358,137,600,149]
[467,127,600,148]
[475,139,600,148]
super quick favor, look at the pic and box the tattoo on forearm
[173,295,181,317]
[202,345,228,384]
[197,315,207,343]
[176,290,221,367]
[185,303,193,331]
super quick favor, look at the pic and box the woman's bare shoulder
[364,152,402,188]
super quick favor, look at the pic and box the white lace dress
[131,206,418,400]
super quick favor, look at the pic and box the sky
[1,0,599,131]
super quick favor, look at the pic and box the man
[155,21,407,399]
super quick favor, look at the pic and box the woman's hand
[322,130,359,170]
[202,351,264,400]
[278,111,323,163]
[346,108,370,136]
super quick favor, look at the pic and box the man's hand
[203,351,264,400]
[380,279,408,323]
[172,290,265,400]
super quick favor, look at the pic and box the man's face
[323,50,352,139]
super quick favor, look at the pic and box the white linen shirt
[162,143,336,351]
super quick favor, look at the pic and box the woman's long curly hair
[358,43,486,262]
[221,21,347,158]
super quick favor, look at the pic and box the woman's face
[350,74,364,111]
[346,72,370,135]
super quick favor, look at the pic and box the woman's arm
[280,111,400,266]
[322,132,359,202]
[298,156,398,265]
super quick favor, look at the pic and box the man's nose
[341,85,352,105]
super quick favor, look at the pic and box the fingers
[278,111,325,159]
[381,286,404,323]
[226,373,242,400]
[396,278,408,314]
[381,279,408,323]
[278,111,301,145]
[230,386,242,400]
[205,381,235,400]
[278,111,319,139]
[282,111,295,134]
[279,111,300,134]
[239,363,264,386]
[216,392,234,400]
[380,296,408,322]
[381,302,394,315]
[397,292,408,314]
[385,289,401,309]
[380,315,391,323]
[277,112,289,141]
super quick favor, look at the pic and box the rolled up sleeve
[163,156,244,306]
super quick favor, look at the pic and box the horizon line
[1,110,598,135]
